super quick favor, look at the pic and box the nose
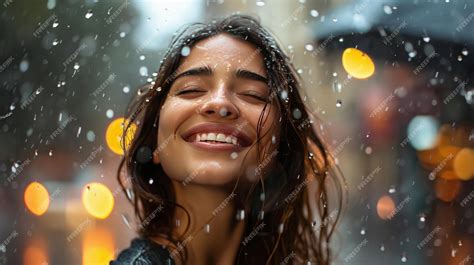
[198,86,239,119]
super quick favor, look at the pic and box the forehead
[182,33,265,71]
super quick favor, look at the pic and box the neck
[169,180,247,265]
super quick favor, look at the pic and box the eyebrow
[171,66,268,84]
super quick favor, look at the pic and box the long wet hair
[117,14,346,265]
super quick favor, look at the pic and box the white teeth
[207,133,216,141]
[216,133,226,142]
[193,132,240,145]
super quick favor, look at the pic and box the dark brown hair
[118,14,345,265]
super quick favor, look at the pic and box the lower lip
[185,140,245,152]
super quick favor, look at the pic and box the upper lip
[181,122,253,147]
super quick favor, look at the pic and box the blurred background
[0,0,473,264]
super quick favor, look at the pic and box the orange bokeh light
[24,182,50,216]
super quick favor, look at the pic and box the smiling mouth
[184,132,251,148]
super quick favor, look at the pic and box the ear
[152,149,160,164]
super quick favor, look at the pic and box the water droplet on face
[230,152,238,159]
[219,107,228,117]
[204,224,210,233]
[175,219,181,227]
[181,46,191,56]
[310,9,319,17]
[85,10,93,19]
[271,135,276,144]
[336,99,342,107]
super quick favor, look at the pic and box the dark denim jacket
[110,238,175,265]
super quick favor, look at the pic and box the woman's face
[154,33,280,186]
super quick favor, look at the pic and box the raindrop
[332,18,338,22]
[204,224,211,233]
[457,55,463,61]
[419,215,426,222]
[52,39,59,46]
[119,32,126,38]
[383,5,393,14]
[139,66,148,76]
[126,189,134,200]
[230,152,238,159]
[401,255,407,263]
[297,68,303,74]
[278,223,284,233]
[85,10,93,19]
[461,48,468,56]
[280,90,288,100]
[149,178,154,184]
[310,10,319,17]
[292,108,302,119]
[122,214,132,229]
[19,60,29,72]
[389,186,396,193]
[123,86,130,93]
[106,109,114,118]
[236,209,245,220]
[333,81,342,93]
[52,21,59,28]
[175,219,181,227]
[86,130,96,142]
[271,135,276,144]
[49,150,53,156]
[256,0,265,6]
[380,244,385,251]
[365,146,372,154]
[73,63,80,70]
[423,36,430,43]
[139,55,145,60]
[76,127,81,138]
[258,210,265,220]
[181,46,191,56]
[260,192,265,201]
[305,44,314,51]
[336,99,342,107]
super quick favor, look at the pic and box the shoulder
[110,237,175,265]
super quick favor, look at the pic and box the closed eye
[175,88,205,95]
[242,92,267,102]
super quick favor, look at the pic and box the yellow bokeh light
[376,195,395,220]
[453,148,474,180]
[82,227,115,265]
[82,182,114,219]
[342,48,375,79]
[24,182,50,216]
[105,118,137,155]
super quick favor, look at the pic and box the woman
[111,14,345,265]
